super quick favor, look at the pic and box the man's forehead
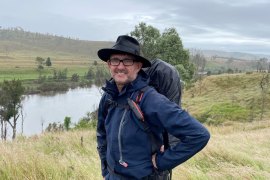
[110,54,135,59]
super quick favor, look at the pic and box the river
[16,85,102,136]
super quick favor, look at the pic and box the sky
[1,0,270,55]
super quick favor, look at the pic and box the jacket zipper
[118,108,128,167]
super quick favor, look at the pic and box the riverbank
[22,79,94,95]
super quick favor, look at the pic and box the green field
[0,29,112,82]
[0,52,99,81]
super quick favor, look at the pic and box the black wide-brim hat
[97,35,151,68]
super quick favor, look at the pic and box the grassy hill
[0,28,113,58]
[0,28,113,81]
[0,73,269,179]
[183,73,270,124]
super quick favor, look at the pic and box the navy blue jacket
[97,71,210,179]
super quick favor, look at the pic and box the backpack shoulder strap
[103,93,128,118]
[134,86,151,104]
[129,86,161,153]
[133,86,170,151]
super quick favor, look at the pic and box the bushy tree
[53,69,68,81]
[86,67,95,80]
[190,52,207,76]
[45,57,52,66]
[95,66,110,85]
[156,28,189,66]
[35,56,45,70]
[0,79,25,140]
[130,22,160,60]
[64,116,71,131]
[130,22,194,82]
[71,73,79,82]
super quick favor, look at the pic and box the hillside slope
[0,28,113,59]
[183,73,270,124]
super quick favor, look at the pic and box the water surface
[17,86,102,136]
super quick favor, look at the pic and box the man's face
[108,54,142,86]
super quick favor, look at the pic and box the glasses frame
[108,58,136,66]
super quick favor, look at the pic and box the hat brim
[98,48,151,68]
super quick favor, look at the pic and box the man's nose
[117,61,126,68]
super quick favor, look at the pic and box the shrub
[71,73,79,82]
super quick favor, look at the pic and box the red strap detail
[132,101,144,121]
[136,91,144,103]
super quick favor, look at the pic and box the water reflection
[17,85,102,136]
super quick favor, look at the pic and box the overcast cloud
[1,0,270,55]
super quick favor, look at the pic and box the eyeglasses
[108,58,136,66]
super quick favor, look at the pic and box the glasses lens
[123,59,134,66]
[109,58,134,66]
[110,58,120,65]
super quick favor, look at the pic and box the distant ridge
[191,49,270,61]
[1,28,269,60]
[0,28,114,58]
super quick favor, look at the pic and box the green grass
[0,40,105,83]
[183,73,270,124]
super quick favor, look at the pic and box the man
[96,35,210,180]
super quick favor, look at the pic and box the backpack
[143,59,182,105]
[143,59,182,149]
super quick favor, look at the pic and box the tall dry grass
[0,130,100,179]
[1,120,269,179]
[173,120,270,179]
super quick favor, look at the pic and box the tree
[0,89,8,140]
[257,58,268,72]
[93,60,98,66]
[35,56,45,70]
[53,69,68,81]
[71,73,79,82]
[130,22,160,60]
[156,28,189,66]
[259,73,269,120]
[130,22,194,82]
[64,116,71,131]
[45,57,52,66]
[0,79,25,140]
[86,67,95,80]
[190,52,207,77]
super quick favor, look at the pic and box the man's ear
[136,62,143,71]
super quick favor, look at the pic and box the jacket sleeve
[141,89,210,171]
[96,94,108,177]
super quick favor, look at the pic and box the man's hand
[152,145,164,169]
